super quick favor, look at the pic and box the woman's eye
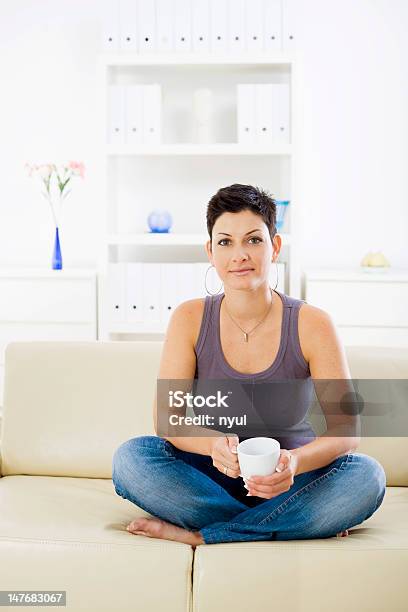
[218,237,262,246]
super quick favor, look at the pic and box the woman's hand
[244,450,298,499]
[210,435,241,479]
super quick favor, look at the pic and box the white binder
[126,262,143,322]
[228,0,245,53]
[137,0,157,53]
[282,0,297,51]
[107,263,126,322]
[176,263,200,303]
[255,84,274,145]
[192,263,205,299]
[272,83,290,144]
[107,85,125,145]
[142,263,161,321]
[160,263,179,324]
[101,0,120,51]
[174,0,191,52]
[119,0,138,50]
[245,0,264,51]
[210,0,228,53]
[263,0,282,51]
[237,84,255,144]
[156,0,174,52]
[192,0,210,53]
[125,85,144,145]
[142,84,162,144]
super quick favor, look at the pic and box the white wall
[0,0,407,269]
[293,0,408,269]
[0,0,102,268]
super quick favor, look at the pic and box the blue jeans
[112,435,386,544]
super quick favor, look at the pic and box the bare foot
[336,529,349,537]
[126,516,204,547]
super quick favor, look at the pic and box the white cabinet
[304,268,408,347]
[0,269,97,409]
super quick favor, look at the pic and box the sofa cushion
[1,341,162,477]
[192,486,408,612]
[0,474,192,612]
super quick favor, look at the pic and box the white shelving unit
[98,53,300,340]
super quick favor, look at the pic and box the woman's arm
[291,304,361,476]
[153,300,225,456]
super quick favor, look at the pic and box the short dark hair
[206,184,276,246]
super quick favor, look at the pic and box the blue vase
[52,226,63,270]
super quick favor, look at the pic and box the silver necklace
[223,288,274,342]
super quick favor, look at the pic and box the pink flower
[37,164,54,179]
[24,163,40,177]
[67,160,85,179]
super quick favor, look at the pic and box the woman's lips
[230,269,254,276]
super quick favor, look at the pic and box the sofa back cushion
[343,346,408,487]
[1,341,407,485]
[1,341,162,477]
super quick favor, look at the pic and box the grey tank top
[193,290,317,450]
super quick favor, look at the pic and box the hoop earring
[271,260,279,291]
[204,265,224,295]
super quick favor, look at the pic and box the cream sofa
[0,341,407,612]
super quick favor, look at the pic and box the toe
[128,518,146,530]
[127,525,146,535]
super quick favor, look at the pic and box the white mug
[237,437,281,479]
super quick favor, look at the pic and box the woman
[112,184,386,546]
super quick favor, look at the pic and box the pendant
[243,332,248,342]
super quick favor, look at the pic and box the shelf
[101,53,293,67]
[106,143,292,157]
[106,233,291,246]
[0,267,97,279]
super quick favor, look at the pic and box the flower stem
[47,196,58,227]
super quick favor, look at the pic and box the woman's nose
[232,249,249,260]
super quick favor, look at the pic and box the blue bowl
[147,209,173,233]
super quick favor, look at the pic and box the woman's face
[205,209,281,289]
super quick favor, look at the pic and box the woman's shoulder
[299,301,335,326]
[173,297,207,347]
[298,301,339,362]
